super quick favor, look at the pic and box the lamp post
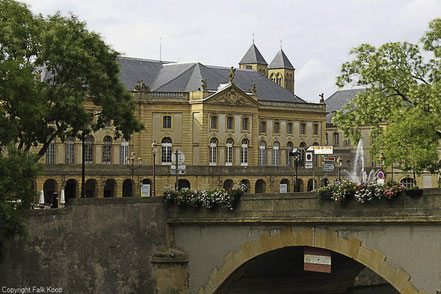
[337,156,343,182]
[152,141,158,197]
[81,131,86,198]
[290,148,301,192]
[126,152,142,180]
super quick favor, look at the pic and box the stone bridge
[1,190,440,294]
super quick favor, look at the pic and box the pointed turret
[268,49,295,94]
[239,44,268,77]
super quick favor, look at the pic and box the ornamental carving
[212,90,248,105]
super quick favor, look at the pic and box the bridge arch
[198,227,422,294]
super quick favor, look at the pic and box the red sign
[323,156,336,161]
[304,247,331,273]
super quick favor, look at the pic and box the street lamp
[126,152,142,180]
[152,141,158,197]
[290,148,301,192]
[337,156,343,181]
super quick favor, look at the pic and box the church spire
[239,42,268,77]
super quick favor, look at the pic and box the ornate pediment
[206,86,258,106]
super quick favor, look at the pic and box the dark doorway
[294,179,303,192]
[255,179,266,194]
[43,179,58,207]
[122,179,133,197]
[65,179,77,202]
[223,179,234,192]
[178,179,191,190]
[104,179,116,197]
[307,179,315,191]
[85,179,97,198]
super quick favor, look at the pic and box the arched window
[161,137,172,164]
[400,177,415,189]
[225,138,233,166]
[273,141,280,166]
[120,138,129,165]
[209,138,218,165]
[65,137,75,164]
[241,139,249,166]
[84,135,94,164]
[270,73,275,83]
[46,141,55,164]
[258,141,266,166]
[286,142,293,166]
[299,142,307,165]
[102,136,112,164]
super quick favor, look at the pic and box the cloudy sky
[22,0,441,102]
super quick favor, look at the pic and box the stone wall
[0,198,170,294]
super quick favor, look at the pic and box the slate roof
[118,56,306,103]
[325,89,365,123]
[268,49,295,70]
[238,44,268,65]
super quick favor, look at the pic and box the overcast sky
[22,0,441,102]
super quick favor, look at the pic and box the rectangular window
[46,143,55,164]
[287,123,293,134]
[120,144,129,165]
[242,117,249,131]
[313,124,319,135]
[65,143,74,164]
[300,123,306,135]
[274,122,280,134]
[334,133,340,146]
[259,121,266,134]
[163,116,172,129]
[225,146,233,165]
[211,116,218,129]
[246,65,252,69]
[226,116,234,130]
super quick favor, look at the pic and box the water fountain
[342,139,379,185]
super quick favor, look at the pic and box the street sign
[377,171,384,179]
[305,152,313,162]
[323,163,335,172]
[307,145,333,155]
[171,151,185,164]
[280,184,287,193]
[170,169,186,175]
[323,156,336,161]
[141,184,150,197]
[304,247,331,273]
[305,162,313,169]
[170,164,186,170]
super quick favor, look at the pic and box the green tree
[0,0,143,156]
[0,0,143,259]
[0,148,40,260]
[333,18,441,176]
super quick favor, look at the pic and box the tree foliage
[0,0,144,157]
[333,18,441,175]
[0,0,143,260]
[0,148,40,260]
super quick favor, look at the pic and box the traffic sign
[377,171,384,179]
[323,156,336,161]
[305,152,313,162]
[305,162,313,169]
[307,145,333,155]
[323,163,335,172]
[171,151,185,164]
